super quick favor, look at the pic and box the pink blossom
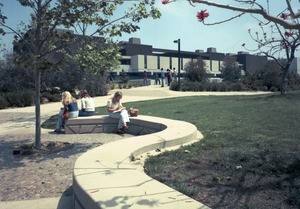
[162,0,170,4]
[281,41,287,48]
[196,10,209,22]
[285,31,293,37]
[280,13,290,19]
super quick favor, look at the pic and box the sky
[0,0,298,58]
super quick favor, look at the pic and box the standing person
[79,90,95,117]
[160,68,165,87]
[143,70,148,86]
[172,67,177,82]
[55,91,79,133]
[154,72,160,85]
[166,69,172,86]
[107,91,130,134]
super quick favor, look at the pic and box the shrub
[170,81,180,91]
[270,86,278,92]
[110,83,116,90]
[210,82,218,91]
[5,90,34,107]
[218,82,230,92]
[0,94,9,109]
[127,82,136,88]
[42,92,62,102]
[185,58,208,82]
[229,83,243,91]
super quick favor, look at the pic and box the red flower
[285,31,293,37]
[281,41,287,48]
[162,0,170,4]
[196,10,209,22]
[280,13,290,19]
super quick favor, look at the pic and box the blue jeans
[79,110,95,117]
[55,109,79,131]
[109,110,130,129]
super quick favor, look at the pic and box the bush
[42,92,62,103]
[170,81,180,91]
[5,90,34,107]
[0,94,9,109]
[218,82,230,92]
[270,86,278,92]
[109,83,116,90]
[229,83,243,91]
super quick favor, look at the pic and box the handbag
[62,105,70,120]
[129,108,139,117]
[62,111,70,120]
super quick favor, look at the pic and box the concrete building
[117,38,267,78]
[290,57,300,75]
[236,51,268,73]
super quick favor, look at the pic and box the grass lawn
[42,91,300,208]
[95,91,300,209]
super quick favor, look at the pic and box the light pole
[173,39,181,90]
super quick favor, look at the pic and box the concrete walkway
[0,86,271,209]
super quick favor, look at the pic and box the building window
[170,57,172,69]
[157,56,160,69]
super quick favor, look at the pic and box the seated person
[107,91,130,134]
[79,90,95,117]
[55,91,79,133]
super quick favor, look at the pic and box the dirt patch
[12,141,74,156]
[0,132,132,201]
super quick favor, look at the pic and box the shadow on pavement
[57,187,73,209]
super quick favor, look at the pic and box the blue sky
[1,0,298,58]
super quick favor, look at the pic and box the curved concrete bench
[73,115,210,209]
[65,115,166,135]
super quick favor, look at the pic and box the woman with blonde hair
[54,91,79,133]
[107,91,130,134]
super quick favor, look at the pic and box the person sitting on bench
[107,91,130,134]
[79,90,95,117]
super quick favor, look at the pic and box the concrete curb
[73,115,210,209]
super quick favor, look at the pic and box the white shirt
[81,97,95,111]
[107,99,122,110]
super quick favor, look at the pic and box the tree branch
[190,0,300,29]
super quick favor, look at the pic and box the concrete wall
[146,55,158,70]
[160,57,170,70]
[290,57,300,75]
[171,57,179,70]
[131,55,144,71]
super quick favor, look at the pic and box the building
[236,51,267,73]
[290,57,300,75]
[117,38,267,78]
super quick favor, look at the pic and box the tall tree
[162,0,300,93]
[0,0,160,149]
[185,57,208,82]
[221,56,241,83]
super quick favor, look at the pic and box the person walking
[154,72,160,85]
[160,68,165,87]
[166,69,172,86]
[143,70,148,86]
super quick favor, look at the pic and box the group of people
[154,68,177,87]
[55,90,130,134]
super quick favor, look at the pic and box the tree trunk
[35,66,42,149]
[281,68,288,95]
